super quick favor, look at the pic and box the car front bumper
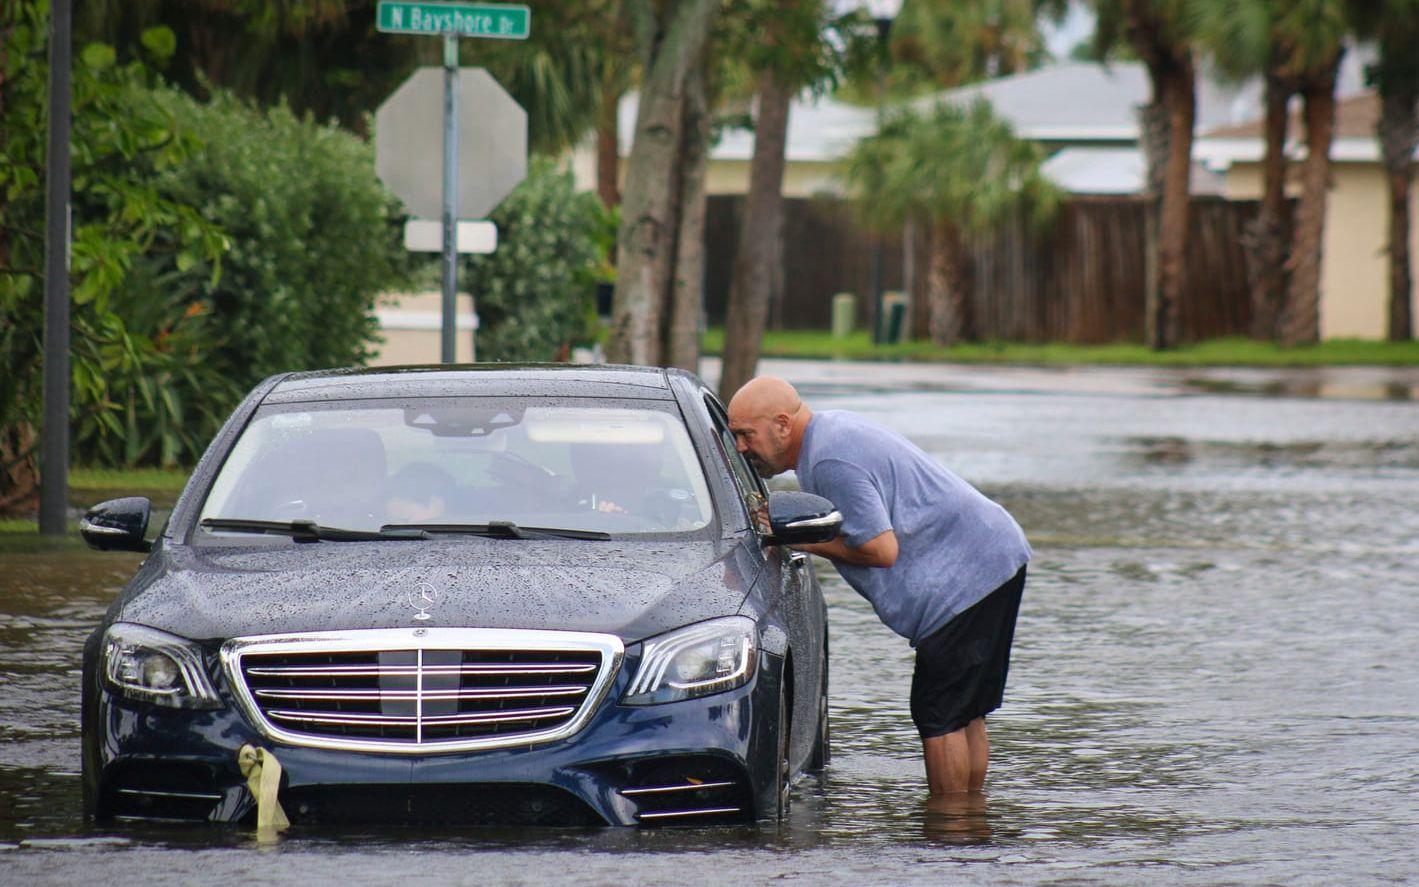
[83,648,785,828]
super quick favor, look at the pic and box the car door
[701,391,826,771]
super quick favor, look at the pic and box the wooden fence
[703,194,1260,343]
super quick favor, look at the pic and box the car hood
[113,538,759,644]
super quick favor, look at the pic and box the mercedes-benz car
[80,365,840,827]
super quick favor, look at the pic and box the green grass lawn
[701,330,1419,367]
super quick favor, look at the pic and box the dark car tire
[807,660,830,771]
[775,679,791,821]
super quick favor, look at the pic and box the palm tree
[892,0,1063,87]
[1091,0,1198,350]
[844,100,1057,346]
[1272,1,1350,346]
[1198,0,1295,340]
[719,0,841,399]
[605,0,721,366]
[1353,0,1419,342]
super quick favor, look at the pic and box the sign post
[377,1,529,363]
[440,35,458,363]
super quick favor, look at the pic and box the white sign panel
[402,220,498,253]
[375,67,527,220]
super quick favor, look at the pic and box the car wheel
[807,661,830,770]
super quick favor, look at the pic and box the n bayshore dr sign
[375,67,527,221]
[377,1,530,39]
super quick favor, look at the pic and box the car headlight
[102,622,221,709]
[622,616,757,705]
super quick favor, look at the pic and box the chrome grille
[221,628,623,754]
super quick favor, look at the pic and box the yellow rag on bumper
[237,744,291,834]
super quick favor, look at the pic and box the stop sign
[375,67,527,220]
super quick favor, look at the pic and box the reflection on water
[2,365,1417,883]
[922,793,992,846]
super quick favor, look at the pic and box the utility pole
[40,0,72,535]
[867,1,899,343]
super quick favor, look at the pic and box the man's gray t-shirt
[795,410,1030,645]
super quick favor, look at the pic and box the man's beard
[746,452,778,478]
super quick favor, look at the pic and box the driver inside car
[385,462,455,524]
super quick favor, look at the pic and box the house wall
[1225,161,1419,340]
[368,292,477,366]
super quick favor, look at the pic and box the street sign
[375,67,527,222]
[403,219,498,253]
[377,2,530,40]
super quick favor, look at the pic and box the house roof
[1194,91,1413,168]
[611,53,1373,167]
[918,61,1282,142]
[1204,92,1380,141]
[1040,147,1227,195]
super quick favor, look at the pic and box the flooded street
[2,360,1417,884]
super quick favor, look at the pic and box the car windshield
[198,398,715,538]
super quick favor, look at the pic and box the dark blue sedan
[80,365,840,827]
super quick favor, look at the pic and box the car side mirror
[81,497,153,553]
[762,491,842,546]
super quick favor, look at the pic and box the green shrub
[140,88,412,383]
[459,158,609,362]
[1,6,228,504]
[2,2,412,499]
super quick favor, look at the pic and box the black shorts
[910,566,1026,738]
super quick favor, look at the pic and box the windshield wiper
[200,518,431,542]
[380,520,610,541]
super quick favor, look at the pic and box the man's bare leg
[922,728,972,795]
[965,717,989,791]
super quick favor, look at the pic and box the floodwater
[2,360,1417,885]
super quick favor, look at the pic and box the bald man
[727,376,1030,797]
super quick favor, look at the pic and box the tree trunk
[595,82,621,209]
[605,0,720,366]
[1378,82,1418,342]
[1138,98,1167,347]
[1281,65,1340,347]
[1135,59,1191,349]
[1243,71,1293,340]
[926,220,969,346]
[718,70,794,400]
[907,216,932,341]
[666,59,711,372]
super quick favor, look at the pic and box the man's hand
[791,529,898,568]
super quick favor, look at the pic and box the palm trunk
[606,0,720,366]
[1281,66,1340,347]
[927,219,969,346]
[1378,83,1418,342]
[595,82,621,209]
[666,60,711,372]
[1244,71,1292,340]
[1153,60,1195,349]
[1138,99,1167,347]
[718,70,794,400]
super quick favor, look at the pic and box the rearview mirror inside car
[762,490,842,546]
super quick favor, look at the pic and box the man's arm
[793,528,898,568]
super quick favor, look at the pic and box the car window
[703,394,766,528]
[198,398,715,537]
